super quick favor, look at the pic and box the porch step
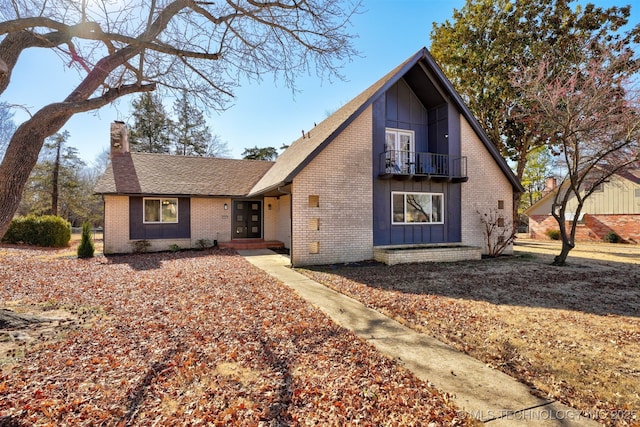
[373,244,481,265]
[219,239,285,250]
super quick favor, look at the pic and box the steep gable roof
[249,47,523,196]
[94,152,273,197]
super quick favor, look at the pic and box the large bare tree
[0,0,359,237]
[513,38,640,265]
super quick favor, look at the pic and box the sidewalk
[240,249,601,426]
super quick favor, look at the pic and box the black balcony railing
[379,151,467,182]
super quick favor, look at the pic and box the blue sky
[1,0,635,165]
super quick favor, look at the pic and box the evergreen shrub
[546,229,560,240]
[2,215,71,247]
[77,222,95,258]
[604,231,621,243]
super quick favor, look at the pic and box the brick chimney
[110,121,129,158]
[543,176,557,194]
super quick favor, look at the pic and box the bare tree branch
[514,37,640,265]
[0,0,360,237]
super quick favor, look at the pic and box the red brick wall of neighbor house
[529,214,640,243]
[528,215,558,240]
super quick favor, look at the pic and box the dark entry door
[233,201,262,238]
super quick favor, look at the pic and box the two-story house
[95,47,523,265]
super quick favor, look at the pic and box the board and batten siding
[527,174,640,217]
[571,175,640,215]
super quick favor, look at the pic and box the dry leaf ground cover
[298,251,640,427]
[0,246,473,426]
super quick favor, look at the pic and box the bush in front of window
[2,215,71,247]
[131,239,151,253]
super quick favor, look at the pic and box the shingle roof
[248,54,415,197]
[96,47,523,199]
[618,167,640,185]
[249,47,523,196]
[94,152,274,197]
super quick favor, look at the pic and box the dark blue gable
[373,78,463,246]
[385,78,428,150]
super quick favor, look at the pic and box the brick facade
[530,213,640,243]
[190,198,232,245]
[103,195,131,254]
[290,106,373,266]
[459,116,514,254]
[263,195,291,247]
[99,50,522,260]
[373,245,481,265]
[102,195,234,254]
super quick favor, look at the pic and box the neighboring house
[95,47,523,266]
[525,171,640,243]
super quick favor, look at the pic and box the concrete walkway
[240,249,601,426]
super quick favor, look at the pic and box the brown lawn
[0,245,474,426]
[298,246,640,427]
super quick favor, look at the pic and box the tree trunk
[0,111,71,238]
[51,139,61,216]
[552,238,574,266]
[512,154,527,230]
[0,309,47,329]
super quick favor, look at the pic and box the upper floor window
[385,128,415,174]
[392,192,444,224]
[385,128,414,153]
[144,198,178,223]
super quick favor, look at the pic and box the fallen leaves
[0,247,473,426]
[299,256,640,427]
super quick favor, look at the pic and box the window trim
[385,128,415,152]
[391,191,444,225]
[143,197,179,224]
[385,128,416,174]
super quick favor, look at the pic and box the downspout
[101,195,106,254]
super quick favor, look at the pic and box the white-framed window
[392,192,444,224]
[385,128,415,174]
[144,198,178,223]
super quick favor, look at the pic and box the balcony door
[385,128,415,174]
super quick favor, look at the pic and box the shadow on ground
[303,254,640,318]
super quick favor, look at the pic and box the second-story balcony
[379,150,468,182]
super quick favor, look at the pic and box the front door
[233,201,262,238]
